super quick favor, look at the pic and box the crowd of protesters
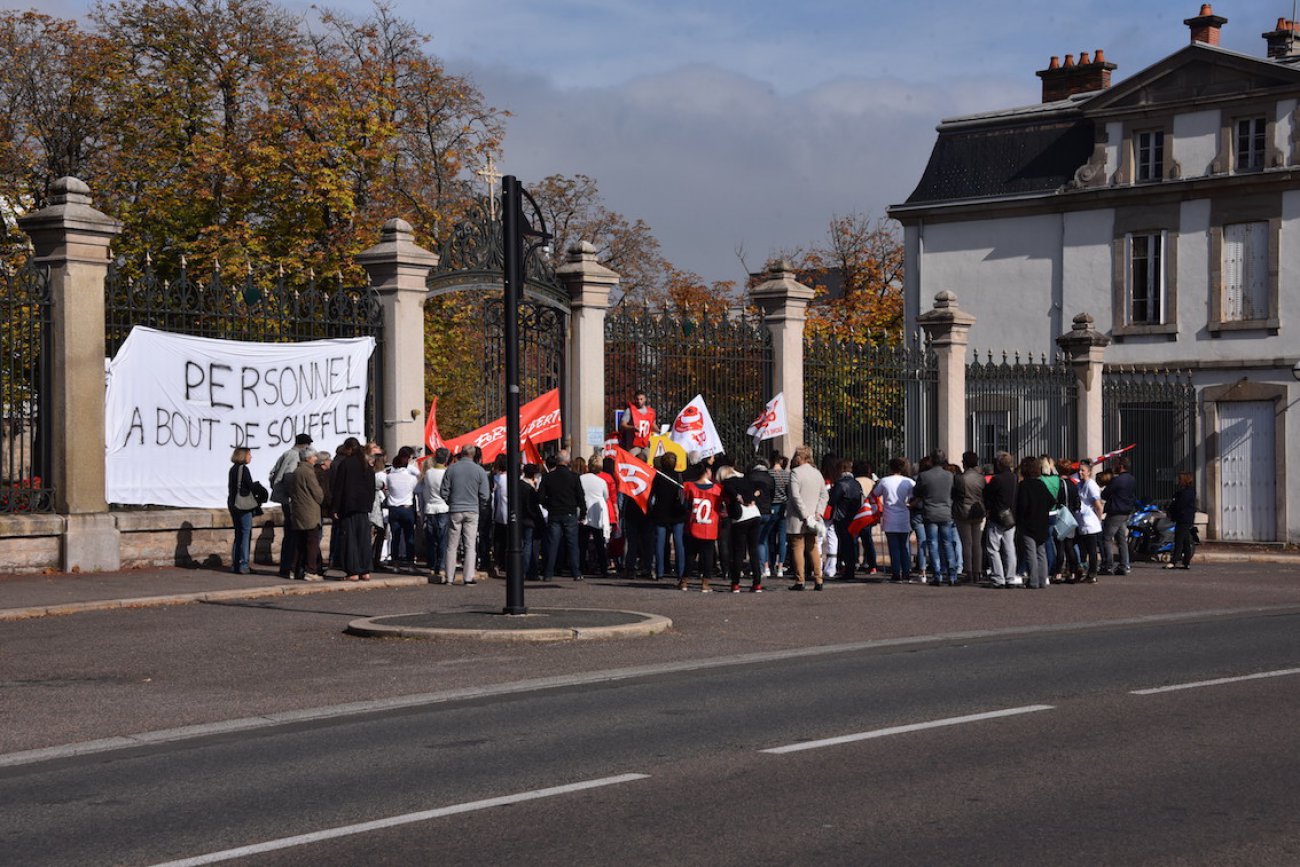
[228,395,1196,590]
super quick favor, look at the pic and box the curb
[1194,552,1299,565]
[0,575,430,621]
[345,608,673,642]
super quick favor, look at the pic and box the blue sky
[36,1,1296,283]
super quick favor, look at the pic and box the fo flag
[425,389,562,463]
[669,394,723,461]
[608,445,654,514]
[746,392,788,449]
[848,494,884,538]
[1093,443,1136,466]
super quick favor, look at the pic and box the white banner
[105,327,375,508]
[669,394,724,461]
[746,391,788,449]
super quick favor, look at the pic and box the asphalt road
[3,610,1298,866]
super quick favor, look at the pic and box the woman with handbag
[1014,456,1055,589]
[227,447,258,574]
[719,465,764,592]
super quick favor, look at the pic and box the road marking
[147,773,650,867]
[760,705,1055,755]
[1130,666,1300,695]
[5,604,1297,769]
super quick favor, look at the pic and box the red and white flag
[848,494,884,538]
[669,394,723,460]
[608,445,655,514]
[746,392,788,449]
[1093,443,1137,466]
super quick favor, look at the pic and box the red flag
[424,396,445,453]
[437,389,563,462]
[848,495,884,538]
[522,434,543,466]
[609,445,654,514]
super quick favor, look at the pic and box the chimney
[1036,49,1118,103]
[1185,4,1227,46]
[1263,17,1300,59]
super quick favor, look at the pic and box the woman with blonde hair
[227,447,257,574]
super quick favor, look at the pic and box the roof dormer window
[1136,130,1164,182]
[1235,117,1266,172]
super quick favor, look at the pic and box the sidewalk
[0,566,429,621]
[0,542,1295,622]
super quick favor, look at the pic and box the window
[1128,232,1165,325]
[1222,222,1268,321]
[1235,117,1266,172]
[1135,130,1164,181]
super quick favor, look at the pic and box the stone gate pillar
[357,219,438,456]
[1056,312,1111,461]
[18,177,123,571]
[918,290,976,461]
[750,261,815,456]
[557,241,618,454]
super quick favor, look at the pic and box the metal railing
[966,351,1077,467]
[1103,367,1197,502]
[804,333,937,467]
[0,258,54,513]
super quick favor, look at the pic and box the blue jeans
[768,503,788,570]
[886,531,912,580]
[230,509,252,572]
[388,504,416,563]
[522,524,540,579]
[423,512,449,572]
[544,513,582,579]
[859,527,878,570]
[655,522,686,578]
[924,520,958,582]
[911,513,928,573]
[755,509,777,572]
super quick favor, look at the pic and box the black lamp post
[501,175,551,616]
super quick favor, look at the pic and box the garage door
[1218,401,1275,542]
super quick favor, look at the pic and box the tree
[798,213,905,341]
[531,173,668,306]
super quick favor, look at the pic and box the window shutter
[1242,222,1268,320]
[1223,224,1245,321]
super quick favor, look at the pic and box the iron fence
[965,351,1077,467]
[605,310,772,464]
[105,261,385,440]
[483,297,567,428]
[1103,367,1197,503]
[804,333,937,468]
[0,258,54,513]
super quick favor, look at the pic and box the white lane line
[761,705,1055,755]
[147,773,649,867]
[1131,666,1300,696]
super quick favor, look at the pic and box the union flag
[848,494,884,538]
[607,445,654,514]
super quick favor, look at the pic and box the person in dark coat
[649,453,688,581]
[329,437,374,581]
[983,452,1019,587]
[519,463,547,580]
[227,447,256,575]
[827,459,864,582]
[1166,472,1198,570]
[288,451,325,580]
[539,451,586,581]
[1014,456,1054,589]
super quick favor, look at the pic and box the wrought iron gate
[803,334,937,466]
[605,311,772,463]
[965,351,1077,466]
[426,198,569,438]
[0,259,53,513]
[1103,368,1196,502]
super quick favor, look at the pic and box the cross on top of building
[476,155,503,219]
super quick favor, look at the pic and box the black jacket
[828,474,864,524]
[983,469,1018,520]
[1102,471,1137,514]
[1014,477,1056,543]
[519,481,546,529]
[745,467,775,512]
[648,471,687,525]
[538,466,585,519]
[330,454,375,516]
[722,475,761,523]
[1168,487,1197,525]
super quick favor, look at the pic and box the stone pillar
[918,290,976,461]
[356,219,438,456]
[18,177,123,571]
[1056,312,1111,461]
[749,261,815,455]
[557,241,618,454]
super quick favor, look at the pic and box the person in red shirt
[619,390,656,452]
[683,464,725,592]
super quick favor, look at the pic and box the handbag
[996,507,1015,529]
[737,502,761,523]
[233,491,258,511]
[1053,505,1078,539]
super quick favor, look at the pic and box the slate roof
[902,117,1095,206]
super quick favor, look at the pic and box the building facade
[890,5,1300,544]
